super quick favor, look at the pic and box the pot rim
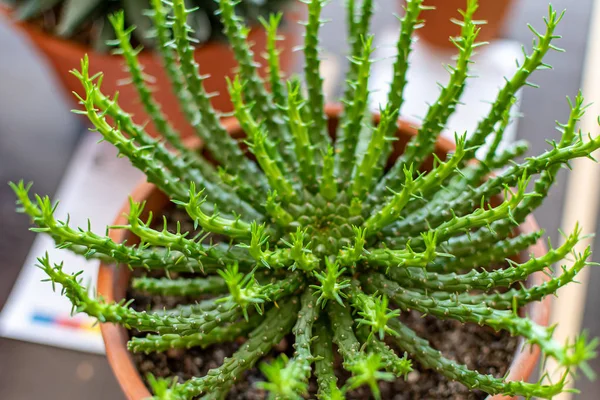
[97,105,550,400]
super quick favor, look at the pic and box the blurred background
[1,0,599,398]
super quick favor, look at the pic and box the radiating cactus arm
[365,273,595,370]
[310,258,351,307]
[118,199,209,259]
[344,0,373,88]
[162,272,304,317]
[319,146,338,201]
[373,1,480,199]
[216,0,286,139]
[259,13,298,170]
[131,275,227,297]
[386,0,425,113]
[386,318,567,398]
[287,81,318,189]
[249,129,299,203]
[388,229,582,292]
[362,231,439,268]
[362,334,412,379]
[303,0,331,159]
[261,13,287,109]
[38,255,242,336]
[258,290,318,398]
[327,302,362,367]
[175,182,255,238]
[128,314,262,354]
[228,76,294,187]
[257,354,307,400]
[335,35,374,181]
[483,97,515,164]
[433,179,528,242]
[409,95,590,250]
[430,230,544,273]
[350,107,396,198]
[10,182,218,272]
[363,165,418,233]
[265,190,295,227]
[313,320,341,399]
[292,290,319,376]
[393,175,530,245]
[368,136,467,231]
[78,69,260,219]
[155,296,300,398]
[71,60,189,200]
[147,0,269,205]
[464,6,565,160]
[108,12,183,152]
[456,250,594,309]
[504,92,587,225]
[168,0,269,196]
[348,282,400,341]
[400,140,528,221]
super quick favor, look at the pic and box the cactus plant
[11,0,600,398]
[1,0,288,51]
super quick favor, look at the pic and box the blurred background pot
[0,5,301,138]
[413,0,516,49]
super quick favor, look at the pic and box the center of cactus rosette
[11,0,600,398]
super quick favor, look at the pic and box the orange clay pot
[0,5,301,138]
[414,0,516,49]
[97,104,550,400]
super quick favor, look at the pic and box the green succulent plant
[2,0,288,51]
[11,0,600,398]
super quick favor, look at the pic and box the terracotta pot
[0,5,301,138]
[97,105,550,400]
[413,0,516,49]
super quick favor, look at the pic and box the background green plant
[1,0,289,51]
[11,0,600,398]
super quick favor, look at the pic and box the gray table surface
[1,0,598,398]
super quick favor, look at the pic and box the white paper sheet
[0,132,144,354]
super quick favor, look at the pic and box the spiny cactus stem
[108,11,185,152]
[131,275,227,297]
[361,332,413,379]
[175,182,255,238]
[313,320,341,399]
[372,1,480,200]
[388,229,581,292]
[10,182,218,272]
[335,35,374,181]
[216,0,288,141]
[386,318,567,398]
[464,5,565,158]
[363,232,439,268]
[452,249,593,309]
[431,230,544,273]
[169,0,269,197]
[128,314,262,353]
[38,255,242,336]
[156,296,300,398]
[319,146,338,201]
[287,81,318,189]
[303,0,331,160]
[327,302,362,367]
[365,274,573,367]
[349,107,396,198]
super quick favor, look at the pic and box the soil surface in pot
[127,206,519,400]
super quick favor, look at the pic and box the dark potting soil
[127,206,519,400]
